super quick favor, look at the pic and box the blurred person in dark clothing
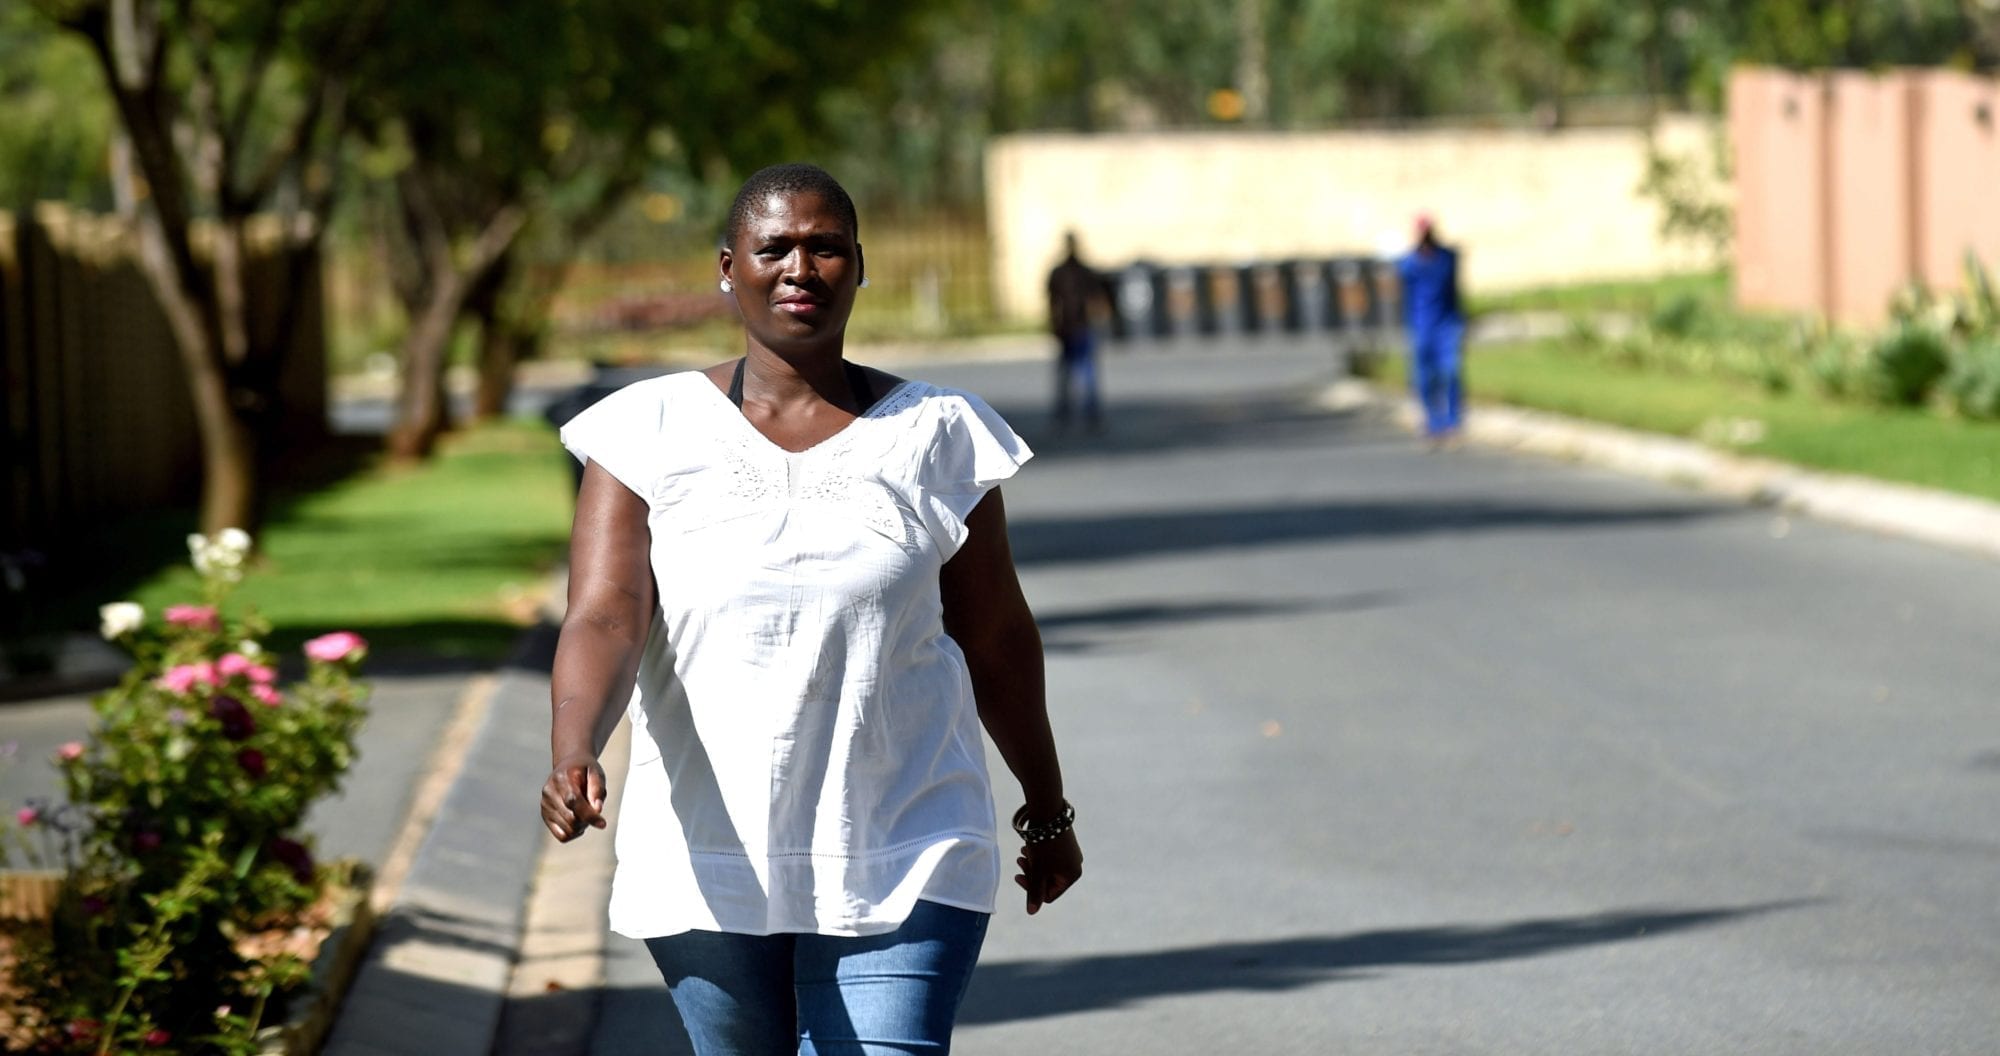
[1395,214,1465,447]
[1046,231,1109,434]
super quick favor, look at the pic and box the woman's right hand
[541,752,608,842]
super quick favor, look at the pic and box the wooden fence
[0,204,326,561]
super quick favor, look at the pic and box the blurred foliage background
[6,0,2000,648]
[4,0,2000,447]
[9,0,2000,378]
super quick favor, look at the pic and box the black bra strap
[846,361,875,411]
[728,357,875,413]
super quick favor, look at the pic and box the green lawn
[120,420,575,662]
[1469,269,1731,317]
[1404,342,2000,502]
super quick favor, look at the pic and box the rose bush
[1,530,369,1055]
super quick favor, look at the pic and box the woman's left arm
[941,487,1082,915]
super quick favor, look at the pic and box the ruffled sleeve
[557,377,669,499]
[915,388,1033,558]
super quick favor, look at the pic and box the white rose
[99,601,145,640]
[237,639,263,658]
[216,527,252,556]
[187,533,214,575]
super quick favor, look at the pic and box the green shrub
[1648,289,1711,339]
[1563,311,1603,348]
[2,531,369,1055]
[1864,325,1952,406]
[1808,338,1860,399]
[1944,335,2000,420]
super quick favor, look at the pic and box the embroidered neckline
[694,372,923,458]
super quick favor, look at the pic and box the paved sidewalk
[320,627,559,1056]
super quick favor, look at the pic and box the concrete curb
[492,726,627,1056]
[1327,379,2000,562]
[319,625,559,1056]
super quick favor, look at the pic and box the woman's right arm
[540,460,656,842]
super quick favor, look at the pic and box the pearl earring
[859,276,870,289]
[719,278,733,293]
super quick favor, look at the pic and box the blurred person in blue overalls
[1395,215,1465,448]
[1047,231,1109,435]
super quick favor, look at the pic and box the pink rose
[57,742,84,762]
[304,631,367,664]
[155,661,218,694]
[250,683,284,708]
[144,1029,172,1047]
[15,806,38,827]
[219,653,278,682]
[163,604,221,632]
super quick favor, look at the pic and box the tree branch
[221,0,294,169]
[75,3,203,299]
[177,0,229,206]
[463,203,530,279]
[107,0,154,91]
[397,162,454,272]
[240,0,386,205]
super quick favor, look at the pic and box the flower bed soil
[0,866,375,1056]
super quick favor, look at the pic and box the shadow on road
[352,900,1812,1053]
[959,900,1812,1026]
[989,387,1387,463]
[1010,498,1731,566]
[1035,594,1398,654]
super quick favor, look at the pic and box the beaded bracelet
[1011,801,1076,845]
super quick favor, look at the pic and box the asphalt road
[585,337,2000,1054]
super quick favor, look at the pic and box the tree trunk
[473,324,521,421]
[466,252,513,420]
[473,266,557,422]
[198,405,260,538]
[386,197,528,457]
[1235,0,1268,126]
[124,197,265,538]
[387,270,466,461]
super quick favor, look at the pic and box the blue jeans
[1409,319,1464,436]
[643,900,990,1056]
[1054,331,1102,429]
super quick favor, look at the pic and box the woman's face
[720,191,864,353]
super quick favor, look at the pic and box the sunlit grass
[1386,341,2000,502]
[126,420,574,661]
[1469,269,1731,317]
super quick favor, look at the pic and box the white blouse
[559,370,1031,937]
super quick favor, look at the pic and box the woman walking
[540,163,1082,1055]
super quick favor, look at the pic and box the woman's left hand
[1015,829,1083,915]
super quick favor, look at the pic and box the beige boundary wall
[984,117,1719,322]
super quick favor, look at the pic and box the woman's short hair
[724,163,858,248]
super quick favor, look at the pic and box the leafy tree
[28,0,383,537]
[0,6,113,209]
[352,0,937,456]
